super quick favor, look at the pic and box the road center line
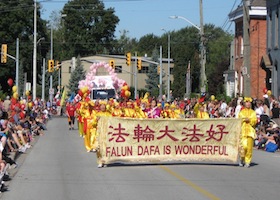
[160,165,220,200]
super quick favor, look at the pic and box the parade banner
[97,117,242,165]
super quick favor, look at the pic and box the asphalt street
[1,117,280,200]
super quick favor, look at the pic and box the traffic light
[157,65,161,74]
[48,59,54,72]
[109,60,115,69]
[137,57,142,70]
[126,52,131,66]
[55,60,61,71]
[1,44,7,63]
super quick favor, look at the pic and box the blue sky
[40,0,240,39]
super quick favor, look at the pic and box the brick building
[227,0,267,98]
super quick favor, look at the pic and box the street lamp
[170,14,207,93]
[37,37,45,45]
[161,28,171,102]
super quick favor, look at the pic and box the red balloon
[7,78,13,87]
[19,111,25,119]
[11,97,17,105]
[263,88,268,94]
[10,104,16,110]
[20,104,26,110]
[78,90,83,97]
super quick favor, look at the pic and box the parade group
[65,87,280,168]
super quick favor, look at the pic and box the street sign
[49,88,54,95]
[26,82,31,91]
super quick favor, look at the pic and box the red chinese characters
[157,125,179,141]
[205,124,229,142]
[182,124,204,142]
[108,123,129,142]
[133,124,155,142]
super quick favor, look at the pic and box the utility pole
[32,0,37,100]
[243,0,251,96]
[186,60,191,98]
[134,52,137,100]
[199,0,207,93]
[42,58,46,101]
[159,46,163,100]
[16,38,19,92]
[50,28,53,104]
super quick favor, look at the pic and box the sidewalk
[0,133,40,195]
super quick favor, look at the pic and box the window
[68,66,71,73]
[268,12,272,50]
[138,66,149,74]
[240,37,244,56]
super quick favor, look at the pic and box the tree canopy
[60,0,119,58]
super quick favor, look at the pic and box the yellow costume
[195,103,209,119]
[123,102,136,118]
[96,102,112,167]
[111,103,123,117]
[238,97,257,167]
[83,105,93,152]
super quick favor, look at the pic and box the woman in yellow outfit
[238,97,257,168]
[169,104,180,119]
[195,103,209,119]
[82,103,95,152]
[96,101,112,168]
[123,102,136,118]
[111,102,123,117]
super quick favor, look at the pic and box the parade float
[74,62,131,101]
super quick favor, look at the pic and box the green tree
[111,30,138,55]
[0,0,48,93]
[145,49,160,98]
[67,56,86,93]
[171,27,200,98]
[61,0,119,58]
[137,34,161,56]
[204,25,233,95]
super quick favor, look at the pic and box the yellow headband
[244,97,252,102]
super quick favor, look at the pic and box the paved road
[1,117,280,200]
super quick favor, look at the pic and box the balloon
[19,111,25,119]
[20,104,26,110]
[25,90,30,96]
[10,104,16,110]
[81,86,88,94]
[13,92,18,99]
[210,95,215,101]
[78,90,83,97]
[12,85,17,93]
[11,97,17,105]
[125,90,131,97]
[28,102,33,108]
[122,85,129,91]
[7,78,13,87]
[267,90,272,96]
[263,88,268,94]
[121,90,126,97]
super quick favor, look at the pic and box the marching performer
[238,97,257,168]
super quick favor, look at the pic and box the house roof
[229,0,267,21]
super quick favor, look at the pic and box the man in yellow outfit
[238,97,257,168]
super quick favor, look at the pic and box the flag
[60,87,67,106]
